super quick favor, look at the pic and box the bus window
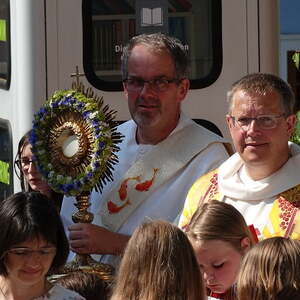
[0,119,13,200]
[83,0,222,91]
[0,0,10,90]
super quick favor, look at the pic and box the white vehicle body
[0,0,279,197]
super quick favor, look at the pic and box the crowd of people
[3,32,300,299]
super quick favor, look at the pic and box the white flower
[66,176,72,183]
[89,112,98,119]
[38,149,46,155]
[57,175,64,182]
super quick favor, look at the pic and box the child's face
[192,239,243,294]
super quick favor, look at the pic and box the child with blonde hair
[110,220,206,300]
[237,237,300,300]
[186,200,255,300]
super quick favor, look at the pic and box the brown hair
[186,201,254,253]
[56,271,108,300]
[237,237,300,300]
[227,73,295,115]
[14,129,32,192]
[110,220,205,300]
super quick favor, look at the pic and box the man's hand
[68,223,129,256]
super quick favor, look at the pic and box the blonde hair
[237,237,300,300]
[110,220,205,300]
[186,201,254,253]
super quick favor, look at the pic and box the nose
[246,119,262,136]
[203,270,215,282]
[139,82,157,97]
[27,161,37,173]
[25,252,42,266]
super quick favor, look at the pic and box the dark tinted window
[0,0,10,90]
[0,119,13,200]
[83,0,222,91]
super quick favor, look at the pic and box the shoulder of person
[44,284,86,300]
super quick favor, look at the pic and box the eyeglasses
[123,77,181,92]
[17,157,37,169]
[230,114,286,130]
[7,247,57,258]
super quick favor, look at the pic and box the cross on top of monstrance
[30,66,123,282]
[70,66,85,89]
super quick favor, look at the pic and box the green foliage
[292,52,300,70]
[290,111,300,145]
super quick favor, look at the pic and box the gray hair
[121,33,189,80]
[227,73,295,115]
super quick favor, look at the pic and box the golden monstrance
[30,67,123,282]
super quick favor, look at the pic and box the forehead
[193,239,240,261]
[128,44,175,77]
[231,89,283,115]
[21,143,33,157]
[14,236,49,248]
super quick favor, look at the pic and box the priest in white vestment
[61,33,230,265]
[180,73,300,243]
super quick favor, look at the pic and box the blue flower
[83,111,90,119]
[65,96,76,105]
[95,150,102,156]
[75,181,82,189]
[76,102,84,110]
[92,120,99,127]
[38,107,47,119]
[92,161,100,169]
[58,184,64,191]
[29,131,38,145]
[32,121,38,129]
[99,142,106,149]
[50,101,59,108]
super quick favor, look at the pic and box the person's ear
[286,114,297,137]
[177,78,190,102]
[123,82,129,99]
[240,237,251,254]
[226,114,233,129]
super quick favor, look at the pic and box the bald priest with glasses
[61,33,230,266]
[179,73,300,242]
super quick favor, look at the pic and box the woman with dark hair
[14,130,63,211]
[0,192,85,299]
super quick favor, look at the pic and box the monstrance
[30,70,123,281]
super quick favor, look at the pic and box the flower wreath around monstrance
[30,89,122,196]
